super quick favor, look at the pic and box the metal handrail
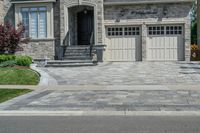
[89,31,94,57]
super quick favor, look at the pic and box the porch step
[64,46,91,59]
[45,60,96,67]
[63,56,92,60]
[48,46,96,67]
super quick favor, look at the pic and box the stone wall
[0,0,4,24]
[16,40,55,59]
[104,3,192,61]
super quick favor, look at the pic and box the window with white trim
[21,7,47,38]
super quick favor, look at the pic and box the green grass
[0,68,40,85]
[0,89,32,103]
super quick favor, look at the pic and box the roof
[11,0,56,3]
[11,0,194,4]
[104,0,195,5]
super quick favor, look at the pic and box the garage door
[105,26,141,61]
[147,25,184,61]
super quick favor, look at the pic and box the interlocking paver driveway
[41,62,200,85]
[1,90,200,111]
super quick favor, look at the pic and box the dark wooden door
[77,10,94,46]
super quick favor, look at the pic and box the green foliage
[0,54,16,63]
[0,60,17,67]
[191,21,197,44]
[15,56,32,67]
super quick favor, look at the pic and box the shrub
[0,54,16,63]
[15,56,32,66]
[0,60,16,67]
[0,23,29,54]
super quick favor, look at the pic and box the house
[0,0,194,63]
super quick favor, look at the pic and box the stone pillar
[0,0,4,24]
[185,19,191,62]
[142,24,147,61]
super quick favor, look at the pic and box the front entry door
[77,10,94,46]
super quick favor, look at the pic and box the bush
[0,54,16,63]
[0,60,16,67]
[0,23,29,54]
[15,56,32,67]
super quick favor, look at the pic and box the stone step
[65,52,90,56]
[45,62,96,67]
[66,46,90,50]
[46,60,93,64]
[63,56,92,60]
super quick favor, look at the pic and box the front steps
[45,46,97,67]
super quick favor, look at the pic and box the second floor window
[21,7,47,38]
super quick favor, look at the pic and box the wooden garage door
[147,25,184,61]
[106,26,141,61]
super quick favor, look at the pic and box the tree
[197,0,200,45]
[0,23,29,54]
[191,1,197,44]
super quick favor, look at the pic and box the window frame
[15,3,54,40]
[107,26,141,37]
[148,25,183,36]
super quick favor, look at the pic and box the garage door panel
[147,25,184,61]
[106,26,141,61]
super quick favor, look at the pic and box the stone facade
[0,0,4,24]
[16,40,55,59]
[0,0,193,61]
[103,3,192,61]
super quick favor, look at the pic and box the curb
[1,111,200,116]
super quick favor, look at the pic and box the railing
[89,31,94,57]
[59,32,70,60]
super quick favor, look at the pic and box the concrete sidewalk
[0,85,200,90]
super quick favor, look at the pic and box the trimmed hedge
[0,55,16,63]
[15,56,32,66]
[0,55,32,67]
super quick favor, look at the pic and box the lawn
[0,68,40,85]
[0,89,32,103]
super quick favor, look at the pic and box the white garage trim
[146,25,184,61]
[105,26,142,62]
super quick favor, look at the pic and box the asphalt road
[0,116,200,133]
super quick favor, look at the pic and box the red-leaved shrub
[0,23,29,54]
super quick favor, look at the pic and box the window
[148,25,183,36]
[166,26,182,35]
[107,26,140,37]
[124,27,140,36]
[21,7,47,38]
[107,27,123,36]
[148,26,165,35]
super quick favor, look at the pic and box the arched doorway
[68,6,95,46]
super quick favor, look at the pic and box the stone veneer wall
[104,3,192,61]
[1,0,56,60]
[0,0,4,24]
[16,40,55,59]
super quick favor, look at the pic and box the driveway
[40,62,200,85]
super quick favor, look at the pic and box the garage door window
[166,26,182,35]
[107,26,140,37]
[107,27,123,36]
[148,26,165,35]
[124,27,140,36]
[148,25,183,36]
